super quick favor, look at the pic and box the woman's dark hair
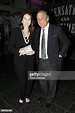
[19,11,35,33]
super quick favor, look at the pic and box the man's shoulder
[50,24,62,32]
[35,27,40,31]
[50,24,61,29]
[32,27,40,35]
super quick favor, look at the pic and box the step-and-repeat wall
[43,0,75,59]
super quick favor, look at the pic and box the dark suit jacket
[8,27,35,66]
[33,24,70,71]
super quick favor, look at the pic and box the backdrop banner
[43,0,75,37]
[43,0,75,59]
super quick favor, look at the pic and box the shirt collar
[41,23,49,31]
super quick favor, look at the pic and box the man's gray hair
[37,10,49,18]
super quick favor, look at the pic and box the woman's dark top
[8,27,35,66]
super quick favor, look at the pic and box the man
[33,10,70,108]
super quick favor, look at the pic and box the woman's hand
[19,48,35,56]
[19,48,26,56]
[25,51,35,55]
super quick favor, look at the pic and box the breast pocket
[52,34,58,38]
[52,34,58,42]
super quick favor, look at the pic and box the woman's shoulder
[11,27,21,33]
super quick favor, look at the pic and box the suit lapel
[36,28,41,58]
[47,24,53,54]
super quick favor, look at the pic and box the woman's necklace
[24,37,29,44]
[22,31,30,44]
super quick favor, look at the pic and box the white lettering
[71,24,75,33]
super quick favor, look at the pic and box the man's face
[37,12,49,28]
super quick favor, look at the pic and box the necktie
[41,29,46,59]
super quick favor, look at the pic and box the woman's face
[21,14,31,27]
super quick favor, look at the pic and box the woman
[8,12,35,103]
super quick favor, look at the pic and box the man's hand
[59,54,62,58]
